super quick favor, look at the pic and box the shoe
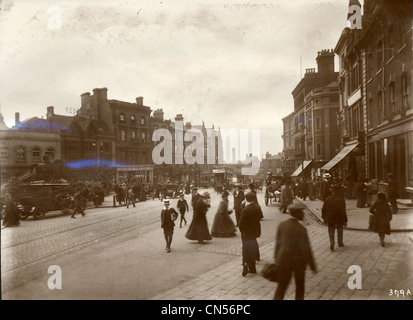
[198,240,205,244]
[71,216,76,219]
[167,248,171,253]
[338,244,344,247]
[242,265,248,277]
[330,244,334,251]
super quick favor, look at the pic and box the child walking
[177,193,189,228]
[161,199,178,252]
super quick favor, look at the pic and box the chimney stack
[47,106,54,119]
[81,92,91,108]
[136,97,143,105]
[316,49,335,85]
[15,112,20,126]
[175,114,184,122]
[153,109,164,121]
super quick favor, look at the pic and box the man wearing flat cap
[161,199,178,253]
[273,203,317,300]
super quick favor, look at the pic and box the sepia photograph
[0,0,412,304]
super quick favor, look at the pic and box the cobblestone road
[2,192,412,300]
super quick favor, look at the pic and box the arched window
[140,117,145,126]
[131,130,136,140]
[130,114,135,122]
[119,114,125,122]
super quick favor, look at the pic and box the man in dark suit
[239,192,262,276]
[321,185,347,251]
[161,199,178,253]
[233,183,245,227]
[274,203,317,300]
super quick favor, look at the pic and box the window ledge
[376,68,382,76]
[386,55,395,64]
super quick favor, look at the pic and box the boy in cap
[161,199,178,252]
[177,193,189,228]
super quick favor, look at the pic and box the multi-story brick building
[330,0,412,198]
[282,49,340,178]
[77,88,153,182]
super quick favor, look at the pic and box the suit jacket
[233,190,245,212]
[161,208,178,229]
[274,218,316,271]
[321,194,347,225]
[239,202,261,240]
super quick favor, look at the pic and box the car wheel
[33,206,47,220]
[18,211,30,220]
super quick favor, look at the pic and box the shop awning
[291,160,313,177]
[321,143,359,171]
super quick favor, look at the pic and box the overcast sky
[0,0,352,159]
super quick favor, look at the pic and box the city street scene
[1,0,413,303]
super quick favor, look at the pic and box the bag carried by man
[261,263,279,282]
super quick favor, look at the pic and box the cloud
[0,0,349,157]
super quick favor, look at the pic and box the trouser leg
[328,226,335,250]
[328,226,335,245]
[294,269,305,300]
[337,226,344,246]
[273,267,292,300]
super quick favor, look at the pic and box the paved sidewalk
[295,198,413,232]
[151,224,413,300]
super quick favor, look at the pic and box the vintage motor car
[16,182,73,220]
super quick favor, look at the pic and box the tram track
[1,201,164,272]
[1,200,163,249]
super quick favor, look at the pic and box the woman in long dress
[185,191,212,244]
[211,191,236,237]
[369,192,392,247]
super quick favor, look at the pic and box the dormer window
[120,114,125,122]
[131,115,135,122]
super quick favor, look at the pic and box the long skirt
[211,212,236,237]
[185,213,212,242]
